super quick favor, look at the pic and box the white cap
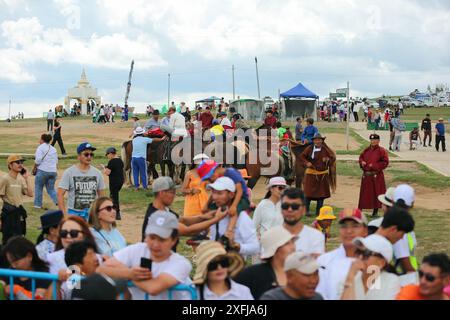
[368,217,383,228]
[377,187,396,207]
[393,184,415,207]
[267,177,288,189]
[133,127,145,135]
[193,154,210,163]
[352,234,393,262]
[260,226,296,260]
[284,252,319,275]
[207,177,236,192]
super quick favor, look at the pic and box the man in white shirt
[161,107,188,141]
[316,208,368,300]
[97,211,193,300]
[219,112,232,128]
[207,177,259,257]
[281,188,325,255]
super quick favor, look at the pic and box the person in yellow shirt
[181,154,210,217]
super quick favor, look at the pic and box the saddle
[146,128,165,138]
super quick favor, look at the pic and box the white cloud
[0,17,167,83]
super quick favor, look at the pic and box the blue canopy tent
[280,83,319,120]
[195,96,222,104]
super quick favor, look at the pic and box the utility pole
[346,81,350,151]
[255,57,261,100]
[168,73,171,109]
[232,65,236,100]
[8,98,11,121]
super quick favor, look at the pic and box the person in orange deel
[312,206,336,242]
[181,154,210,217]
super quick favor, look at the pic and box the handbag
[32,145,51,176]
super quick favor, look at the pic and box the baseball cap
[145,211,179,239]
[377,187,396,207]
[105,147,117,156]
[152,176,176,193]
[7,155,25,165]
[352,234,393,262]
[338,208,368,226]
[284,252,319,275]
[370,134,381,140]
[267,177,287,189]
[197,160,219,181]
[71,273,128,300]
[393,184,415,207]
[77,142,96,154]
[260,226,296,260]
[207,177,236,192]
[368,217,383,229]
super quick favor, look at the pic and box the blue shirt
[161,117,170,126]
[132,136,153,158]
[301,125,319,144]
[144,118,161,130]
[90,227,127,257]
[224,168,249,199]
[436,123,445,136]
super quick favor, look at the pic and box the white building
[65,69,101,115]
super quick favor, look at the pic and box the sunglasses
[281,203,304,211]
[82,153,94,158]
[419,270,437,282]
[273,186,286,191]
[99,205,116,213]
[13,160,25,165]
[207,257,231,272]
[60,229,84,239]
[355,248,384,260]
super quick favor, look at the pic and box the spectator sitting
[235,226,296,299]
[260,252,323,300]
[193,241,251,300]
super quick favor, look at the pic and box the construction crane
[124,60,134,106]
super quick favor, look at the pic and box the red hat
[197,160,219,181]
[338,208,368,226]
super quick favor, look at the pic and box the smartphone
[20,168,27,175]
[140,257,152,271]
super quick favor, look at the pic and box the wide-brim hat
[133,127,145,135]
[377,187,396,207]
[316,206,337,221]
[192,241,245,285]
[260,226,297,260]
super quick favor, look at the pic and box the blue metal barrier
[0,268,197,301]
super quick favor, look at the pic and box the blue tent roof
[280,83,319,99]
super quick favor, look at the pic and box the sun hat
[353,234,393,262]
[316,206,336,221]
[192,241,245,285]
[284,252,319,275]
[393,184,415,208]
[133,127,145,136]
[260,226,297,260]
[377,187,396,207]
[266,177,287,190]
[207,177,236,193]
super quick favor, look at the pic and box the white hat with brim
[284,252,319,275]
[260,226,297,260]
[193,154,210,163]
[352,234,393,262]
[133,127,145,136]
[266,177,288,190]
[207,177,236,192]
[377,187,396,207]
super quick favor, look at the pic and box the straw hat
[316,206,337,221]
[192,241,245,285]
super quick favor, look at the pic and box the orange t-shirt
[396,285,426,300]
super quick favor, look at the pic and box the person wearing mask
[35,210,64,262]
[103,147,124,220]
[51,116,67,156]
[0,155,33,244]
[88,197,127,257]
[339,234,400,300]
[193,241,252,300]
[397,253,450,300]
[252,177,287,239]
[235,226,296,299]
[34,133,58,210]
[0,237,51,300]
[261,252,323,300]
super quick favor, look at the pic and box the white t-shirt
[199,280,254,300]
[220,118,232,127]
[316,245,353,300]
[113,243,192,300]
[393,232,417,260]
[337,271,401,300]
[209,211,260,257]
[47,249,103,275]
[252,199,283,239]
[293,225,325,255]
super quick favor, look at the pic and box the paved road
[350,122,450,177]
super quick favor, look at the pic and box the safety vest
[394,232,418,274]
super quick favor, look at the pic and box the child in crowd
[312,206,336,243]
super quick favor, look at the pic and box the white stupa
[64,69,101,115]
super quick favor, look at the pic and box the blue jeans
[132,157,148,189]
[34,170,58,207]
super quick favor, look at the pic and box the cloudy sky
[1,0,450,118]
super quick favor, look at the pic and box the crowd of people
[0,104,448,301]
